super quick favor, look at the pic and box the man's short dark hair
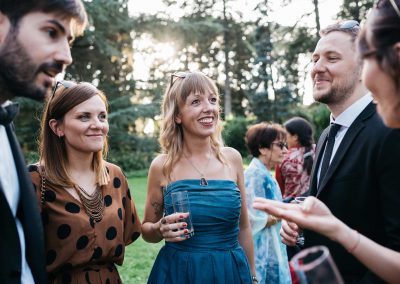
[0,0,87,36]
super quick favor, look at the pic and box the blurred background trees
[14,0,374,171]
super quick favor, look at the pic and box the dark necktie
[319,123,341,183]
[0,102,19,125]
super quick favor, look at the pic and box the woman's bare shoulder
[221,146,243,162]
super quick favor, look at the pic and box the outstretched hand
[253,196,340,241]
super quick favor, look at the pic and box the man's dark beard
[0,29,63,101]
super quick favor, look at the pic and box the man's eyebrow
[325,51,341,56]
[47,19,73,41]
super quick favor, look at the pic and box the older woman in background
[244,123,291,284]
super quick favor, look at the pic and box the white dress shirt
[317,93,373,184]
[0,101,34,283]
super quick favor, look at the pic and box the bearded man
[0,1,87,283]
[280,21,400,283]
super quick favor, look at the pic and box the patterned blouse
[28,162,141,284]
[276,145,316,198]
[244,158,291,284]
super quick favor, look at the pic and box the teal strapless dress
[147,179,252,284]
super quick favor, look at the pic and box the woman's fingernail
[182,223,187,227]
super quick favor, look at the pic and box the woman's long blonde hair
[39,82,109,187]
[159,72,225,180]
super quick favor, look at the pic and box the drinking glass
[171,191,194,238]
[291,245,344,284]
[293,196,306,246]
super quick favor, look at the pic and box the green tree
[336,0,374,22]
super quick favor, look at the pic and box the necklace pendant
[200,177,208,186]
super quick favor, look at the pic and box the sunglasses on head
[50,80,76,99]
[338,20,360,30]
[272,141,288,150]
[169,72,188,89]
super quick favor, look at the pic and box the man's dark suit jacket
[305,102,400,283]
[0,123,47,283]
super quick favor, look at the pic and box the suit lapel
[316,103,376,196]
[5,123,46,283]
[309,128,329,196]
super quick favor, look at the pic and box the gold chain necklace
[75,184,104,222]
[184,147,212,186]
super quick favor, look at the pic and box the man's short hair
[0,0,87,36]
[319,20,360,43]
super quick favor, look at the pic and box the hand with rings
[158,212,190,242]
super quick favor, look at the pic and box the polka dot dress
[29,162,141,284]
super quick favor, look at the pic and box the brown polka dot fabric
[29,162,141,283]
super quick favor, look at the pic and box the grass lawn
[118,176,163,284]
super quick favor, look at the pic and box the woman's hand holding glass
[157,213,191,242]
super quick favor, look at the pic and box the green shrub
[222,116,254,157]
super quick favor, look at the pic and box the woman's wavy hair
[358,0,400,89]
[284,117,315,175]
[160,71,224,180]
[39,81,109,187]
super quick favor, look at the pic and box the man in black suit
[0,1,87,283]
[280,21,400,283]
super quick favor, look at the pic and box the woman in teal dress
[142,71,257,283]
[244,123,292,284]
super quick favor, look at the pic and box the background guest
[275,117,316,199]
[244,123,291,284]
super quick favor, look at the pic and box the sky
[129,0,341,27]
[128,0,343,105]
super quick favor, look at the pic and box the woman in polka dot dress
[28,81,141,283]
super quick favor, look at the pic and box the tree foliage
[13,0,373,170]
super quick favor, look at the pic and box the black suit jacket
[305,103,400,283]
[0,123,47,284]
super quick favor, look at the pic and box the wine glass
[291,245,344,284]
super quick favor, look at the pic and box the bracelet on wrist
[252,275,259,283]
[269,215,280,226]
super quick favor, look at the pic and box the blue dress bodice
[148,179,252,284]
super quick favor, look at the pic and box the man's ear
[394,42,400,61]
[0,12,11,45]
[49,119,64,137]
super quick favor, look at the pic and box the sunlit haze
[128,0,342,105]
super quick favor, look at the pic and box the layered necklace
[184,147,212,186]
[75,184,104,222]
